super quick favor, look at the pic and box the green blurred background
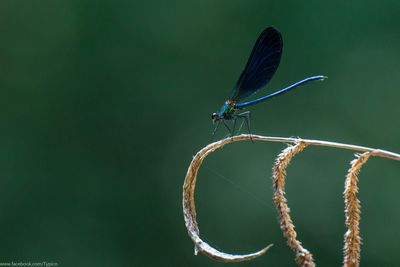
[0,0,399,266]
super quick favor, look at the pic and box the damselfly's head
[211,112,222,123]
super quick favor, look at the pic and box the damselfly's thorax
[211,100,238,122]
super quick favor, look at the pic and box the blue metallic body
[211,26,327,136]
[235,75,326,108]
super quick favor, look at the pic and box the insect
[211,27,327,136]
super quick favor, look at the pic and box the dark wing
[230,27,283,101]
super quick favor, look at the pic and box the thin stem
[230,134,400,161]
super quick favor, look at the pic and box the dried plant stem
[343,152,370,267]
[182,134,400,263]
[220,134,400,161]
[182,137,273,262]
[273,142,315,267]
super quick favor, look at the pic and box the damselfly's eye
[211,113,218,120]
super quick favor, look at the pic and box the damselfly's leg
[211,120,234,140]
[235,111,253,141]
[222,120,233,136]
[243,111,252,135]
[245,115,253,142]
[231,117,238,138]
[211,121,220,138]
[237,117,245,133]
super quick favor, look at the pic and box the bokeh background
[1,0,400,266]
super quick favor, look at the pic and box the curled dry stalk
[182,134,400,265]
[182,137,273,262]
[343,152,370,267]
[272,142,315,267]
